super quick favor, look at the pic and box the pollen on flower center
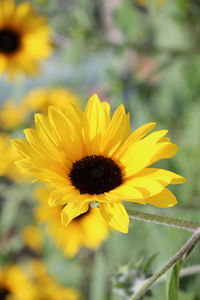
[0,287,10,299]
[0,28,20,54]
[69,155,123,195]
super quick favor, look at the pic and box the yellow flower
[0,134,14,175]
[0,99,27,130]
[13,94,186,233]
[0,262,80,300]
[23,87,81,114]
[22,225,43,251]
[0,0,51,79]
[35,185,108,256]
[0,265,35,300]
[0,133,30,183]
[30,260,80,300]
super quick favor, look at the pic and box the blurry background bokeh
[0,0,200,299]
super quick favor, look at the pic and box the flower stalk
[129,228,200,300]
[127,208,200,232]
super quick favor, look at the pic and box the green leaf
[143,252,160,273]
[167,260,183,300]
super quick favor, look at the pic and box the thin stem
[127,208,200,232]
[129,228,200,300]
[133,264,200,289]
[180,265,200,277]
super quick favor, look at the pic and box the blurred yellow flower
[0,133,30,183]
[0,262,80,300]
[35,185,108,257]
[13,94,186,233]
[22,225,43,251]
[23,87,81,114]
[0,265,35,300]
[0,134,14,175]
[0,0,51,79]
[30,260,80,300]
[0,100,27,130]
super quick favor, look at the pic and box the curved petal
[148,143,178,165]
[61,202,89,227]
[48,106,84,162]
[99,202,129,233]
[126,168,186,197]
[118,141,157,177]
[129,168,186,184]
[114,122,156,158]
[147,188,178,208]
[48,187,78,207]
[106,184,145,203]
[101,105,131,156]
[128,177,165,197]
[83,94,110,155]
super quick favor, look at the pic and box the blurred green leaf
[167,260,183,300]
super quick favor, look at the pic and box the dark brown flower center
[69,155,123,195]
[0,287,10,299]
[0,28,21,54]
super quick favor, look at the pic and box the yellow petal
[116,130,169,175]
[12,139,31,158]
[114,122,156,158]
[147,188,178,208]
[101,105,131,156]
[130,122,157,141]
[61,202,89,226]
[99,202,129,233]
[128,177,164,197]
[118,141,156,176]
[126,168,186,197]
[83,94,110,155]
[48,187,77,207]
[131,168,186,184]
[106,184,145,203]
[48,107,84,162]
[81,208,108,248]
[148,143,178,165]
[62,223,82,257]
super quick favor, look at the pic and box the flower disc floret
[0,287,10,299]
[69,155,123,195]
[0,28,20,54]
[12,94,186,233]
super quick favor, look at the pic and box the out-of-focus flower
[30,260,80,300]
[35,186,108,257]
[0,133,30,183]
[0,265,35,300]
[22,225,43,251]
[13,94,186,233]
[23,87,81,114]
[0,134,14,175]
[0,100,27,130]
[0,262,80,300]
[0,0,51,79]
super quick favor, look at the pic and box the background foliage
[0,0,200,299]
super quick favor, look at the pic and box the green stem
[179,265,200,277]
[133,264,200,288]
[127,209,200,232]
[129,228,200,300]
